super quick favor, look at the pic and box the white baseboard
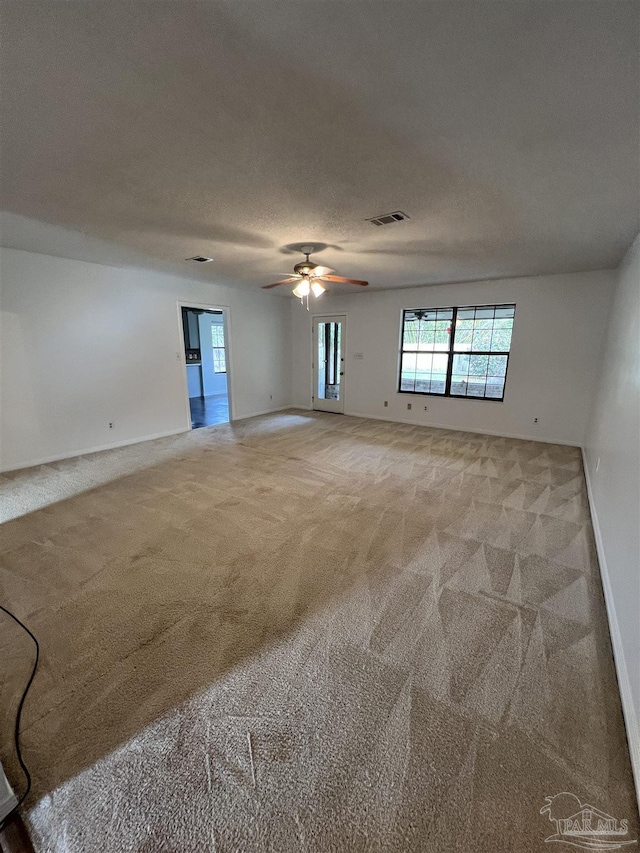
[582,448,640,805]
[232,405,293,421]
[0,427,190,474]
[342,410,579,446]
[0,406,298,474]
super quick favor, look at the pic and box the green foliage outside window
[399,304,515,400]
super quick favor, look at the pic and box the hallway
[189,394,229,428]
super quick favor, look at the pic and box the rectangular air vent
[186,256,214,263]
[366,211,410,226]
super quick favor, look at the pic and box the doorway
[313,315,346,414]
[180,306,230,428]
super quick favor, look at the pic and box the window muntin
[211,324,227,374]
[399,304,515,401]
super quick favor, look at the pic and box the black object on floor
[0,812,36,853]
[189,395,229,429]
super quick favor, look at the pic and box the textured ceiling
[1,1,638,291]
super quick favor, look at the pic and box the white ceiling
[1,1,638,292]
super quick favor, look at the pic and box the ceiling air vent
[186,256,214,263]
[366,211,410,227]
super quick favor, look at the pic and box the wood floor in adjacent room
[0,411,637,852]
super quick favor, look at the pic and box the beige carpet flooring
[0,411,637,852]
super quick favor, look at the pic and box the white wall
[0,248,291,471]
[583,235,640,795]
[292,270,615,445]
[198,312,228,397]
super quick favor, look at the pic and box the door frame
[312,314,347,414]
[177,301,234,430]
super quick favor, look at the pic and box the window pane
[418,326,435,350]
[424,351,445,393]
[469,354,489,376]
[211,324,226,373]
[485,379,505,398]
[403,352,417,373]
[455,318,474,331]
[471,328,492,350]
[452,353,469,374]
[425,353,446,394]
[403,319,419,349]
[400,374,416,392]
[434,321,452,350]
[457,308,475,320]
[467,382,486,397]
[475,306,495,320]
[416,353,433,373]
[433,353,448,376]
[450,376,467,395]
[490,327,513,352]
[408,308,444,322]
[453,328,472,351]
[494,305,515,318]
[488,355,507,377]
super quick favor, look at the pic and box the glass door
[313,315,346,414]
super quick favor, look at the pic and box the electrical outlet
[534,417,538,424]
[384,401,388,407]
[407,403,412,410]
[108,422,114,430]
[424,405,428,411]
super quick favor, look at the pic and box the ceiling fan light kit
[263,248,368,308]
[292,279,310,298]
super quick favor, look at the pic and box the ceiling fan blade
[262,277,299,289]
[320,274,369,286]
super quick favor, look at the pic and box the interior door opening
[181,306,230,429]
[313,315,346,414]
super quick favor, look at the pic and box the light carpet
[0,411,637,852]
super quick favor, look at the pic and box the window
[399,303,515,401]
[211,324,226,373]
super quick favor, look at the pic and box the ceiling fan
[263,246,368,306]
